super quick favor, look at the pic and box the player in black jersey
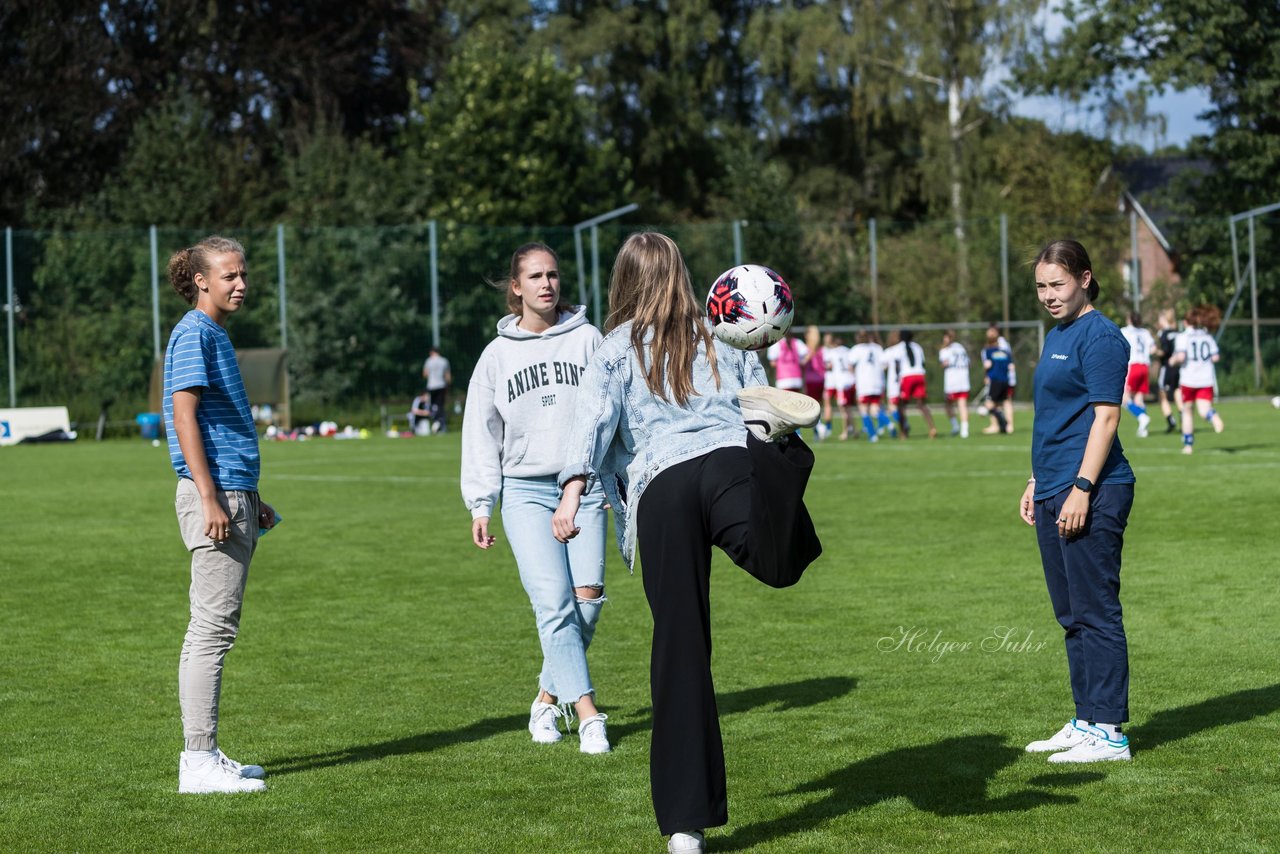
[1154,308,1181,433]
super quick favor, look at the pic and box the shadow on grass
[1130,683,1280,752]
[265,675,856,776]
[607,675,858,748]
[1215,444,1277,453]
[716,734,1079,852]
[265,713,528,776]
[718,683,1280,849]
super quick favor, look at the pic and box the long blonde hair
[606,232,719,406]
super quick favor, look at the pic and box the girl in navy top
[1019,240,1135,764]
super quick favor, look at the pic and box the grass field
[3,399,1279,852]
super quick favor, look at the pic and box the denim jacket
[559,320,768,569]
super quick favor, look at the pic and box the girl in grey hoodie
[460,243,611,755]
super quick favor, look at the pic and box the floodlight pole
[276,224,288,350]
[150,225,160,360]
[6,227,14,407]
[574,203,639,327]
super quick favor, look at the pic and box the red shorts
[899,375,926,401]
[946,391,969,402]
[1126,364,1150,395]
[858,394,883,406]
[1180,386,1215,402]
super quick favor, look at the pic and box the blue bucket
[137,413,162,440]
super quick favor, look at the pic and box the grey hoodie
[460,306,602,520]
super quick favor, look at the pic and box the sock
[182,748,219,766]
[1183,433,1194,446]
[862,414,875,436]
[1126,402,1143,418]
[1093,722,1123,739]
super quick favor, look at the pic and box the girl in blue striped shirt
[163,236,277,794]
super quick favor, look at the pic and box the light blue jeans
[501,475,608,703]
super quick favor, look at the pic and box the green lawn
[3,400,1279,852]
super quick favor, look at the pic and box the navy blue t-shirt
[983,347,1012,383]
[1031,310,1134,500]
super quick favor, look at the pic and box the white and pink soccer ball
[705,264,795,351]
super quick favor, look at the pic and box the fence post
[1000,213,1009,327]
[150,225,160,360]
[1249,216,1261,387]
[276,224,288,350]
[5,226,13,408]
[591,225,601,328]
[868,218,878,327]
[429,220,440,349]
[1129,208,1140,311]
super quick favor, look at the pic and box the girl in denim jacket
[553,232,823,853]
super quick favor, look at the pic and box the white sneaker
[578,713,611,754]
[737,387,821,442]
[1047,726,1131,763]
[179,751,267,793]
[216,748,266,779]
[1025,719,1090,753]
[529,700,564,744]
[668,830,705,853]
[1136,413,1151,437]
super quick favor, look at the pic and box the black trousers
[636,433,822,835]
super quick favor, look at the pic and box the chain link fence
[1,212,1274,434]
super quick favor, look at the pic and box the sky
[1004,5,1216,151]
[1009,87,1215,151]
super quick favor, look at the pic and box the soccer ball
[705,265,795,351]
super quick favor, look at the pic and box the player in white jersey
[883,330,937,439]
[820,333,858,440]
[1170,304,1225,454]
[1119,312,1157,437]
[849,330,894,442]
[938,330,971,438]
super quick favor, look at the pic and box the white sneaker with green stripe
[1046,724,1131,763]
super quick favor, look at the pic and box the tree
[1018,0,1280,322]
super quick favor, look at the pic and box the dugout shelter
[149,348,291,430]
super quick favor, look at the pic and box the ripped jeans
[501,475,608,704]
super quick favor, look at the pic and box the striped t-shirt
[163,310,260,491]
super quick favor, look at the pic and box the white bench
[0,406,73,446]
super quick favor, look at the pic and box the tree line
[2,0,1276,420]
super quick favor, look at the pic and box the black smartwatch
[1074,476,1094,493]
